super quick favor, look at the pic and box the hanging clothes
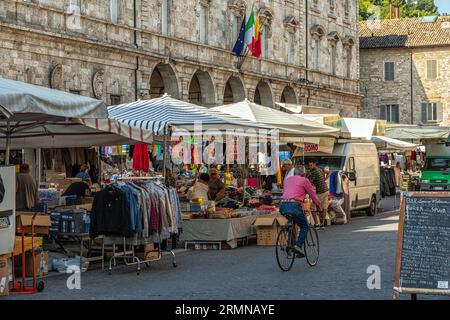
[132,144,150,172]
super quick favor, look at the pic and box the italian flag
[244,11,262,58]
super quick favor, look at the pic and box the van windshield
[425,158,450,171]
[293,156,345,171]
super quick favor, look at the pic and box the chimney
[395,7,400,19]
[389,3,393,19]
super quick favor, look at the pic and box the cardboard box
[13,236,43,256]
[15,251,48,278]
[136,243,159,261]
[16,212,51,235]
[253,216,288,246]
[0,254,10,296]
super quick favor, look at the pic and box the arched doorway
[254,80,274,108]
[281,86,297,104]
[223,75,246,104]
[188,70,216,107]
[149,63,179,99]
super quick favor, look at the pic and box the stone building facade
[0,0,361,115]
[360,17,450,126]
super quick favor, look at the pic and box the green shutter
[421,103,427,122]
[380,105,386,120]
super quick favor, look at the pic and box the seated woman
[187,173,210,202]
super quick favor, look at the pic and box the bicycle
[275,204,320,272]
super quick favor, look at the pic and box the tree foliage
[359,0,439,21]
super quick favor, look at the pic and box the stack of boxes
[50,209,89,235]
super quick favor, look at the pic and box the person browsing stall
[281,167,322,256]
[208,168,225,201]
[16,163,39,211]
[307,160,329,229]
[188,173,210,202]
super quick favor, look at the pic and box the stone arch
[188,70,216,107]
[281,85,297,105]
[150,63,180,99]
[254,80,274,108]
[223,75,246,104]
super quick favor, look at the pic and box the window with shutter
[426,60,437,80]
[379,104,399,123]
[422,102,439,122]
[110,0,118,24]
[384,62,394,81]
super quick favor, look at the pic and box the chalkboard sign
[394,192,450,297]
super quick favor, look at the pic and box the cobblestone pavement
[4,197,448,300]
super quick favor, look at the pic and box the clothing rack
[91,178,180,274]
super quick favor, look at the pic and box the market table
[180,216,258,249]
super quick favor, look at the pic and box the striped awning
[108,94,272,135]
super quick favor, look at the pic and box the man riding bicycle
[281,166,323,257]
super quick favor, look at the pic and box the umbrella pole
[5,120,10,166]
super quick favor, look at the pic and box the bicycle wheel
[276,226,296,272]
[304,227,319,267]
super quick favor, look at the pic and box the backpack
[0,175,5,203]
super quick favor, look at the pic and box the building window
[161,0,169,35]
[384,62,395,81]
[110,0,118,24]
[330,44,337,76]
[421,102,438,122]
[380,104,400,123]
[426,60,438,80]
[231,15,239,49]
[344,0,350,19]
[199,4,209,44]
[287,33,295,65]
[346,48,352,78]
[262,25,269,59]
[329,0,335,14]
[314,38,320,70]
[68,0,80,13]
[110,95,121,105]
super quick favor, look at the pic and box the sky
[435,0,450,14]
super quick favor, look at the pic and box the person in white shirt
[188,173,210,202]
[282,159,295,182]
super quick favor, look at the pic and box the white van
[292,141,381,216]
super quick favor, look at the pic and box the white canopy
[211,99,339,137]
[385,124,450,140]
[108,95,272,136]
[341,117,377,139]
[0,78,147,154]
[371,135,418,151]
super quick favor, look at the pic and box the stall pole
[37,148,42,186]
[5,120,11,165]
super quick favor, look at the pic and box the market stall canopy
[371,135,418,151]
[211,99,339,137]
[385,124,450,140]
[275,103,339,115]
[341,117,376,139]
[0,78,149,150]
[108,95,272,136]
[0,77,108,120]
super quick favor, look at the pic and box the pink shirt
[282,176,322,208]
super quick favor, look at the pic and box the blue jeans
[280,201,309,247]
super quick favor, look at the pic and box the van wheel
[365,196,377,216]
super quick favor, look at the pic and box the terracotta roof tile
[359,17,450,49]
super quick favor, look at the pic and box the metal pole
[5,120,11,166]
[37,148,42,186]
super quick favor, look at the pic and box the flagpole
[239,1,255,69]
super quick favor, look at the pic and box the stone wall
[360,46,450,125]
[0,0,361,116]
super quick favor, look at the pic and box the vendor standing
[16,163,39,210]
[208,168,225,201]
[75,164,92,186]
